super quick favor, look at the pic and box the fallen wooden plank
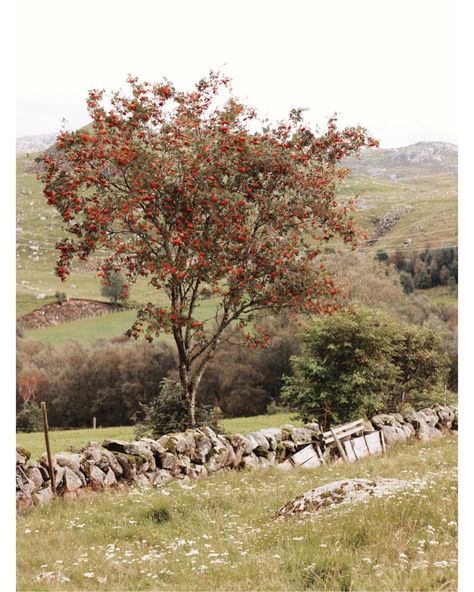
[343,440,357,462]
[322,419,364,440]
[324,424,365,444]
[351,435,371,459]
[365,431,383,455]
[292,444,318,466]
[300,454,322,469]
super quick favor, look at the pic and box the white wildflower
[83,572,95,578]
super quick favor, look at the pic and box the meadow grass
[23,296,223,347]
[16,436,457,591]
[16,413,301,461]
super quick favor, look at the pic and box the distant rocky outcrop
[344,141,458,179]
[16,134,57,155]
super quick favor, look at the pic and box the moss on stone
[16,447,31,461]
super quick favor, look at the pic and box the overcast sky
[16,0,457,148]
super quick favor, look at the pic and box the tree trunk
[188,387,196,428]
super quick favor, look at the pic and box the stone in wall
[16,404,457,511]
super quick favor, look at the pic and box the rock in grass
[274,478,412,519]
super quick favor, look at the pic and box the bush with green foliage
[399,271,415,294]
[101,271,129,304]
[134,378,214,437]
[281,307,449,425]
[16,402,43,432]
[54,291,67,304]
[374,249,389,263]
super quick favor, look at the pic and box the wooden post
[93,416,97,429]
[350,439,359,461]
[330,428,349,463]
[363,434,372,456]
[380,429,387,455]
[315,443,327,466]
[40,402,56,496]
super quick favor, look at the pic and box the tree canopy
[281,307,449,426]
[38,71,377,425]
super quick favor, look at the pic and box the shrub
[16,402,43,432]
[101,271,129,304]
[54,291,67,304]
[399,271,415,294]
[134,378,213,437]
[374,249,389,263]
[281,307,449,425]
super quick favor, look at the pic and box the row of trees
[376,247,458,293]
[16,321,300,430]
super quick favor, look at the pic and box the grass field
[16,435,457,591]
[16,413,301,461]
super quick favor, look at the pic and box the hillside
[343,141,458,179]
[16,133,57,155]
[16,141,457,344]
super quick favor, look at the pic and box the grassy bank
[16,413,301,461]
[17,436,457,591]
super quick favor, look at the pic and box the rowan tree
[38,71,377,426]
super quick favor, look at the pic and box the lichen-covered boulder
[32,484,53,506]
[303,423,321,435]
[246,432,270,454]
[26,465,44,490]
[113,453,138,481]
[150,469,173,486]
[188,464,208,480]
[88,465,107,488]
[242,453,260,470]
[400,423,415,439]
[282,439,296,453]
[381,425,407,447]
[371,414,400,429]
[61,466,83,492]
[160,452,179,473]
[16,447,31,466]
[139,437,167,457]
[104,468,117,486]
[97,449,123,477]
[362,420,376,434]
[191,431,213,463]
[80,442,103,463]
[54,452,83,475]
[266,451,277,465]
[418,409,439,428]
[227,434,249,467]
[204,441,229,473]
[103,439,154,463]
[292,428,316,447]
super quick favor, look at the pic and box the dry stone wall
[16,404,457,510]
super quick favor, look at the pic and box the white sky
[16,0,457,148]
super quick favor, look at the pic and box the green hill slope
[16,142,457,345]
